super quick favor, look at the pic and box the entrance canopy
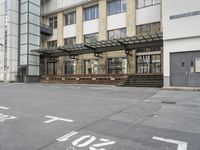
[34,32,163,57]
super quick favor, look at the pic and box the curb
[162,87,200,92]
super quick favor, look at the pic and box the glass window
[108,28,127,40]
[137,0,160,8]
[108,57,127,74]
[84,33,99,43]
[64,37,76,45]
[49,16,57,29]
[145,0,152,6]
[84,59,99,75]
[137,53,161,74]
[136,22,160,35]
[47,40,57,48]
[65,61,75,75]
[195,58,200,72]
[47,62,57,75]
[65,12,76,25]
[153,0,160,4]
[108,0,126,15]
[84,5,99,21]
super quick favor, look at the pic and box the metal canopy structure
[34,32,163,57]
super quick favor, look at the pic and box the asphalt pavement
[0,83,199,150]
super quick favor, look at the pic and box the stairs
[121,74,163,87]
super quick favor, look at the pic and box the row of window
[45,54,161,75]
[47,21,160,47]
[49,0,160,28]
[47,28,127,47]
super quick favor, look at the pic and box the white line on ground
[57,131,78,142]
[153,136,188,150]
[0,106,10,110]
[44,115,74,124]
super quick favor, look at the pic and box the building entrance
[170,51,200,87]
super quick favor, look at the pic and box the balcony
[40,23,53,36]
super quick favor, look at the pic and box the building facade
[40,0,162,81]
[163,0,200,87]
[0,0,199,87]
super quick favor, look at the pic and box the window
[137,53,161,74]
[47,40,57,48]
[84,59,99,75]
[65,12,76,25]
[49,16,57,29]
[195,58,200,72]
[84,33,99,43]
[108,28,126,40]
[108,0,126,15]
[84,5,99,21]
[108,57,127,74]
[65,61,75,75]
[137,0,160,9]
[47,62,57,75]
[64,37,76,45]
[136,22,160,35]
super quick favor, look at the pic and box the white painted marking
[57,131,78,142]
[44,115,74,124]
[153,136,188,150]
[0,106,10,110]
[0,113,17,122]
[92,138,116,148]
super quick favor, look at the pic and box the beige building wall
[75,6,84,74]
[126,0,136,36]
[76,6,84,44]
[57,12,64,75]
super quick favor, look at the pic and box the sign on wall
[195,57,200,72]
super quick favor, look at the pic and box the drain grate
[161,101,176,104]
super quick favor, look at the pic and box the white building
[163,0,200,87]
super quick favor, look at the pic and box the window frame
[84,33,99,43]
[108,28,127,40]
[65,11,76,26]
[84,5,99,21]
[49,16,57,29]
[64,37,76,45]
[108,0,126,16]
[136,0,160,9]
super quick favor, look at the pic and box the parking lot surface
[0,83,200,150]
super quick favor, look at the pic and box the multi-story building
[0,0,199,87]
[38,0,163,86]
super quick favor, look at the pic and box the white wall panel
[47,29,58,41]
[163,0,200,40]
[136,4,160,25]
[83,19,99,35]
[107,13,126,30]
[64,24,76,38]
[164,37,200,77]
